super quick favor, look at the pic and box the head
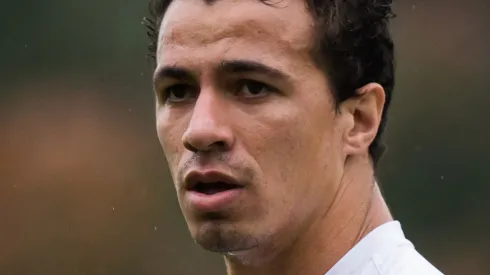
[147,0,394,262]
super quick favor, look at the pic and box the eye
[237,80,275,98]
[162,84,197,103]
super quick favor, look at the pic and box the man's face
[155,0,347,258]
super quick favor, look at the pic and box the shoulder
[326,221,444,275]
[369,240,444,275]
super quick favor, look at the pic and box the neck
[224,157,393,275]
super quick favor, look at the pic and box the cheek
[156,113,184,173]
[243,116,327,232]
[243,100,340,212]
[243,107,317,189]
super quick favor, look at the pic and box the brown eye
[238,80,274,98]
[163,84,197,103]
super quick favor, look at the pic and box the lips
[183,170,245,212]
[185,171,244,194]
[191,181,242,194]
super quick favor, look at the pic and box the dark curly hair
[143,0,395,168]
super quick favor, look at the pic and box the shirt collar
[325,221,409,275]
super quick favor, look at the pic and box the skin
[154,0,393,274]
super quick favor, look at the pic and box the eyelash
[160,84,196,102]
[159,79,277,103]
[236,79,276,94]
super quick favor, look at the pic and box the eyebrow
[153,66,194,85]
[218,60,290,81]
[153,59,290,85]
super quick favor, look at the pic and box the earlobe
[342,83,385,157]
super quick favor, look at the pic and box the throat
[224,221,329,275]
[225,182,392,275]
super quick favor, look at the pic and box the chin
[190,221,281,266]
[192,221,259,253]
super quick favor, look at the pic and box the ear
[338,83,385,157]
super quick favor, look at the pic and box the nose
[182,91,234,153]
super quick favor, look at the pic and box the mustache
[177,151,255,185]
[183,151,229,170]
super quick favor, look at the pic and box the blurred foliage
[0,0,489,274]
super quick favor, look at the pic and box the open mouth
[191,181,243,195]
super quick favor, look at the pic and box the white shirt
[326,221,444,275]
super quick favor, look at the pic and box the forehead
[157,0,314,65]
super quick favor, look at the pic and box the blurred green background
[0,0,489,274]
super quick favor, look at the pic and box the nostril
[183,139,229,153]
[214,141,226,148]
[181,124,234,152]
[183,140,199,152]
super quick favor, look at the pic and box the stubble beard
[191,220,287,267]
[193,221,260,254]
